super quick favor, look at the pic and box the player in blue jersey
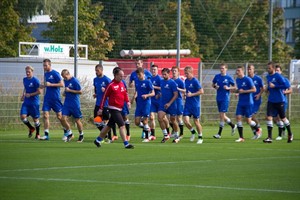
[247,64,264,139]
[20,66,41,139]
[131,67,155,142]
[93,64,116,142]
[149,64,163,140]
[171,66,185,139]
[60,69,83,142]
[183,66,204,144]
[129,58,152,88]
[230,66,261,142]
[212,64,237,139]
[274,65,292,141]
[40,59,64,140]
[263,62,293,143]
[121,79,131,141]
[158,68,179,143]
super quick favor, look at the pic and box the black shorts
[107,109,125,128]
[267,102,285,119]
[94,105,110,121]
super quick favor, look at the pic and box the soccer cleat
[112,135,118,141]
[149,135,156,141]
[172,138,180,143]
[235,138,245,143]
[251,135,258,140]
[263,138,273,143]
[275,136,282,141]
[161,135,170,143]
[142,138,150,143]
[213,134,221,139]
[196,139,203,144]
[66,133,73,142]
[94,139,101,147]
[231,124,237,136]
[35,134,40,140]
[125,144,134,149]
[170,132,178,138]
[28,128,35,138]
[287,134,293,143]
[190,134,195,142]
[77,135,84,143]
[39,135,49,140]
[256,128,262,139]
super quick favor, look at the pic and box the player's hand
[142,94,147,100]
[223,85,229,90]
[21,96,24,101]
[127,102,131,109]
[101,87,105,92]
[25,93,31,98]
[45,82,51,87]
[164,103,170,109]
[97,109,103,116]
[65,87,70,92]
[93,94,96,98]
[269,82,275,88]
[186,91,192,97]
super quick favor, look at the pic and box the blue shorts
[20,103,40,119]
[183,106,200,119]
[62,105,82,119]
[271,102,287,117]
[176,99,184,115]
[236,104,253,118]
[217,100,229,113]
[158,102,177,116]
[122,103,129,116]
[150,101,160,113]
[135,101,151,118]
[252,100,262,114]
[43,99,63,113]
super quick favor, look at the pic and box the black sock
[278,127,283,137]
[151,129,155,136]
[179,124,184,135]
[228,122,235,129]
[107,130,112,140]
[191,129,196,134]
[285,124,292,136]
[166,127,170,134]
[24,121,34,129]
[35,124,40,135]
[126,123,130,136]
[267,126,273,139]
[238,127,243,138]
[144,130,149,139]
[217,127,223,136]
[112,124,117,136]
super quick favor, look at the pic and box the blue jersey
[93,75,111,106]
[266,73,287,103]
[160,78,178,105]
[283,77,291,104]
[250,75,264,101]
[173,77,185,99]
[236,76,254,106]
[130,69,152,83]
[44,69,62,100]
[150,75,162,103]
[23,76,40,106]
[63,77,81,108]
[185,77,202,108]
[212,74,235,101]
[135,78,153,104]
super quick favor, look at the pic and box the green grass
[0,125,300,200]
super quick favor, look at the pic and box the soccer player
[247,64,264,139]
[158,68,179,143]
[129,58,152,88]
[230,66,260,142]
[212,63,237,139]
[171,66,185,138]
[60,69,84,142]
[121,79,131,141]
[20,66,41,139]
[183,66,204,144]
[94,67,134,149]
[263,62,293,143]
[274,65,292,141]
[132,67,155,142]
[40,59,64,140]
[93,64,116,142]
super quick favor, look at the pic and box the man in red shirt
[94,67,134,149]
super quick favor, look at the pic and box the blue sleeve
[274,74,288,89]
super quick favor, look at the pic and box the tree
[42,0,114,60]
[0,0,34,57]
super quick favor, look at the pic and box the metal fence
[0,60,299,131]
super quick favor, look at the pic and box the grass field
[0,125,299,200]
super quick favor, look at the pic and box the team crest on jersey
[253,80,258,85]
[121,86,125,92]
[241,82,247,87]
[271,78,276,83]
[141,83,146,88]
[29,82,34,87]
[67,83,73,88]
[188,83,194,88]
[101,82,106,87]
[164,84,170,89]
[113,85,119,90]
[153,81,157,85]
[223,79,228,84]
[48,75,54,80]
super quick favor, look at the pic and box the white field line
[0,156,299,173]
[0,176,299,194]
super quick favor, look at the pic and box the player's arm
[65,87,82,95]
[165,91,178,109]
[45,79,64,87]
[187,88,204,97]
[131,90,137,104]
[142,89,155,99]
[238,86,256,94]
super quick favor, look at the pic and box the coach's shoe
[161,135,170,143]
[94,139,101,147]
[231,124,237,136]
[287,134,293,143]
[172,138,180,143]
[39,135,49,140]
[213,134,221,139]
[28,127,35,138]
[263,137,272,143]
[66,133,73,142]
[275,136,282,141]
[196,138,203,144]
[142,138,150,143]
[125,144,134,149]
[235,138,245,143]
[77,135,84,143]
[190,134,195,142]
[149,135,156,141]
